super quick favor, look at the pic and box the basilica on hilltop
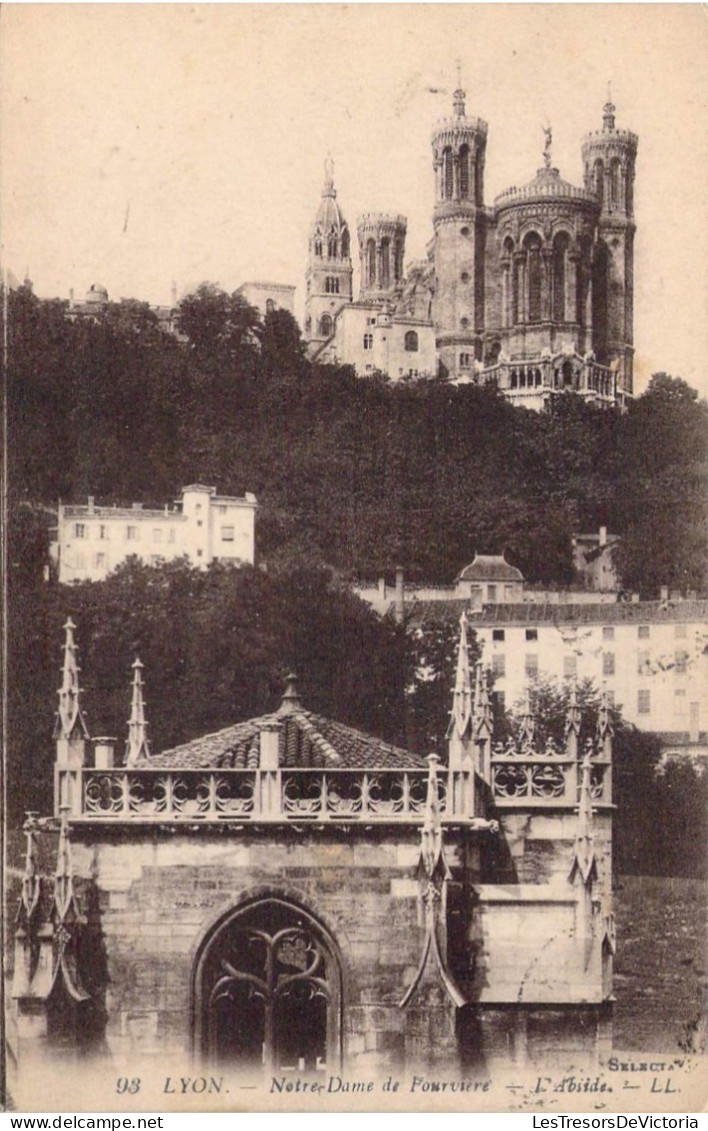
[305,86,637,408]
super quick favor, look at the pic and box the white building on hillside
[473,599,708,741]
[52,485,257,584]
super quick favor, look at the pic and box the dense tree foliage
[6,284,707,592]
[503,677,708,878]
[7,554,421,822]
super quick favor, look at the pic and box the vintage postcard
[2,3,707,1116]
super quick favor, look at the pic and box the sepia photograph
[2,3,707,1115]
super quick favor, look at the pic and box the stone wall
[56,810,612,1074]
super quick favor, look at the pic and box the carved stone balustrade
[490,743,612,808]
[63,767,468,824]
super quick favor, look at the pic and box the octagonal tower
[431,83,488,379]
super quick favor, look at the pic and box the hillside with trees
[6,282,708,593]
[5,281,708,876]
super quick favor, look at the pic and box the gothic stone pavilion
[10,617,615,1096]
[306,85,636,407]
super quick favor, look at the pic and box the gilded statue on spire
[542,123,553,169]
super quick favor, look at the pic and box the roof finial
[603,86,616,131]
[278,672,301,715]
[453,59,465,117]
[126,658,150,766]
[542,122,553,169]
[55,618,89,741]
[323,154,336,197]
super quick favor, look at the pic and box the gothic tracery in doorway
[195,899,342,1073]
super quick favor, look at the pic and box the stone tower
[431,81,488,380]
[305,158,353,353]
[357,213,407,301]
[581,96,638,399]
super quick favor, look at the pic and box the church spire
[55,618,89,741]
[126,658,150,767]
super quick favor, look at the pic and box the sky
[2,4,707,395]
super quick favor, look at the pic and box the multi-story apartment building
[473,599,708,740]
[51,484,257,584]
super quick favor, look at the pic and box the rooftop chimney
[599,525,607,548]
[259,721,282,770]
[88,495,95,514]
[93,737,116,770]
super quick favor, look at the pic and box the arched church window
[511,257,520,326]
[524,233,543,323]
[594,160,604,209]
[459,144,470,200]
[305,316,311,335]
[562,359,574,388]
[380,239,390,290]
[609,159,621,209]
[552,233,570,323]
[320,314,333,338]
[314,232,323,258]
[265,299,275,314]
[366,240,376,288]
[341,228,350,259]
[195,898,342,1073]
[404,330,419,352]
[443,148,453,200]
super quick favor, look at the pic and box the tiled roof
[457,554,524,583]
[407,599,708,630]
[149,709,426,771]
[471,600,708,627]
[407,599,470,627]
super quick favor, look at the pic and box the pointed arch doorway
[194,898,342,1073]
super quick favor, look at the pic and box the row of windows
[491,648,690,678]
[490,624,690,643]
[362,330,419,352]
[74,523,239,543]
[74,523,179,543]
[72,550,206,570]
[492,628,538,642]
[492,653,579,679]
